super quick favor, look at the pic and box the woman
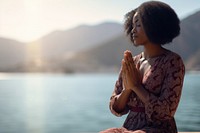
[100,1,185,133]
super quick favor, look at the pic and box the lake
[0,73,199,133]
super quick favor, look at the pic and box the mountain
[165,10,200,61]
[0,37,26,72]
[65,10,200,72]
[0,10,200,72]
[0,22,123,72]
[63,35,143,72]
[186,49,200,70]
[163,10,200,70]
[34,22,123,59]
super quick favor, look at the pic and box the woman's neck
[143,43,166,59]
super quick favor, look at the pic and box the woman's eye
[132,23,141,28]
[136,24,141,27]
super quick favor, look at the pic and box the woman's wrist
[122,88,132,94]
[132,85,149,104]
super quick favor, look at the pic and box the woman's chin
[133,42,142,47]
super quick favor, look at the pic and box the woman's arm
[109,68,132,116]
[123,50,185,120]
[112,85,132,113]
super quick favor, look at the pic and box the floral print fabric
[100,50,185,133]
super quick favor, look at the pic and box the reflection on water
[175,73,200,131]
[0,73,199,133]
[25,77,45,133]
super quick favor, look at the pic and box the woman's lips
[132,35,138,39]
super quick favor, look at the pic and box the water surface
[0,73,199,133]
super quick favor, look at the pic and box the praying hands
[122,50,142,92]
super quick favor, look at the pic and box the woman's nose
[131,26,136,34]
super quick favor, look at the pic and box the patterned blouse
[101,50,185,133]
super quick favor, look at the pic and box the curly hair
[124,8,137,43]
[124,1,180,45]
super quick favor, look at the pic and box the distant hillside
[63,35,143,72]
[34,22,123,59]
[0,10,200,72]
[0,37,26,71]
[185,49,200,70]
[165,10,200,70]
[66,10,200,72]
[166,11,200,58]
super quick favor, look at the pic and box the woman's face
[131,12,149,46]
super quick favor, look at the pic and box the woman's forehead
[133,12,139,22]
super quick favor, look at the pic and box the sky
[0,0,200,43]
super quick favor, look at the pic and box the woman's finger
[126,51,133,62]
[122,59,127,75]
[136,62,140,70]
[122,59,128,89]
[124,53,129,65]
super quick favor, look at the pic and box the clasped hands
[122,50,142,91]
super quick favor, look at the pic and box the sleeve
[109,69,129,117]
[145,55,185,120]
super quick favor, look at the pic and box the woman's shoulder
[164,50,183,61]
[163,50,185,68]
